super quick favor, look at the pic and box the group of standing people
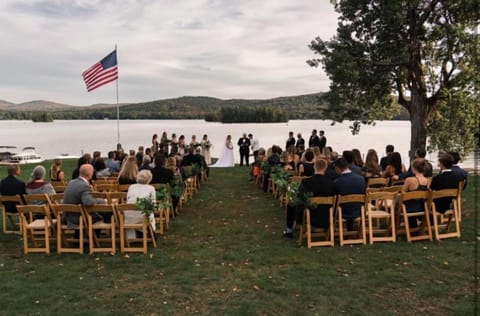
[210,133,260,168]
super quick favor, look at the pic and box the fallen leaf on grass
[253,285,260,291]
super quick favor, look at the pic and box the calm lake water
[0,119,476,169]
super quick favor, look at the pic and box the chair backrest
[309,196,336,207]
[430,188,459,200]
[94,183,119,193]
[52,204,84,215]
[17,204,52,222]
[50,193,65,205]
[23,193,52,206]
[115,203,140,213]
[117,184,131,192]
[381,185,403,193]
[366,191,397,207]
[0,194,24,212]
[390,178,405,186]
[337,194,366,205]
[91,192,109,201]
[83,204,116,223]
[50,181,66,193]
[400,190,429,203]
[367,177,389,188]
[108,192,127,204]
[289,176,305,184]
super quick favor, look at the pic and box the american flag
[82,50,118,92]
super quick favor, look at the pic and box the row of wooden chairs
[298,187,462,248]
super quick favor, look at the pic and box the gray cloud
[0,0,338,106]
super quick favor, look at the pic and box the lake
[0,120,476,169]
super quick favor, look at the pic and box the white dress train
[210,140,234,167]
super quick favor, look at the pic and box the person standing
[285,131,296,151]
[249,133,260,161]
[308,129,320,149]
[211,135,235,168]
[237,133,251,167]
[200,134,212,165]
[319,130,327,153]
[295,133,305,150]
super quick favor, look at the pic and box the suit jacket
[295,137,305,148]
[237,137,251,153]
[151,166,174,184]
[308,135,320,148]
[62,177,104,226]
[319,136,327,149]
[451,165,468,190]
[285,136,296,150]
[0,175,26,212]
[334,171,366,219]
[299,174,335,228]
[431,170,461,214]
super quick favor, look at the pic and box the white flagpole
[115,44,120,149]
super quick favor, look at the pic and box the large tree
[308,0,479,160]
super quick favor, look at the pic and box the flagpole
[115,44,120,150]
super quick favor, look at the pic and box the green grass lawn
[0,162,478,315]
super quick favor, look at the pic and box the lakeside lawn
[0,162,478,315]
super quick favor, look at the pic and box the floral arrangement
[155,185,172,209]
[135,194,156,216]
[203,140,212,150]
[170,174,185,198]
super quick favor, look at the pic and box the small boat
[8,147,43,164]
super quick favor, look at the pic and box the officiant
[237,133,251,167]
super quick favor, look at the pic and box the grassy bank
[0,163,478,315]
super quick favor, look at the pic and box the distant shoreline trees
[205,106,288,123]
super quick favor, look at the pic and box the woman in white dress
[211,135,234,167]
[200,134,212,165]
[125,170,156,239]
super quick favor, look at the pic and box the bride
[210,135,234,167]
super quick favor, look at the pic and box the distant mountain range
[0,93,332,120]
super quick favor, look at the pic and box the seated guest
[431,154,462,214]
[150,154,174,184]
[342,150,362,175]
[125,170,156,239]
[382,152,406,179]
[94,158,111,177]
[401,159,430,227]
[352,149,364,168]
[280,151,295,172]
[135,151,144,168]
[195,147,210,178]
[396,148,433,179]
[72,154,97,181]
[50,159,65,182]
[117,156,138,184]
[448,151,468,190]
[181,146,202,167]
[0,164,26,213]
[298,149,315,176]
[139,155,152,171]
[362,149,381,179]
[62,164,105,228]
[91,151,102,170]
[26,166,56,202]
[283,159,335,238]
[106,151,120,173]
[333,157,366,230]
[380,144,394,171]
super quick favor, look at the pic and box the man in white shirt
[248,133,260,161]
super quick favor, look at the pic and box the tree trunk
[409,91,428,162]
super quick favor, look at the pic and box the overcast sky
[0,0,339,106]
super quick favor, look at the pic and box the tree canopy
[308,0,479,159]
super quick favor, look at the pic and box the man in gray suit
[62,164,105,227]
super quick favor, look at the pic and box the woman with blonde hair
[50,158,65,182]
[118,156,138,184]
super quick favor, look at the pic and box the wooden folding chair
[398,191,432,242]
[390,178,405,186]
[50,193,65,205]
[1,195,24,234]
[50,181,66,193]
[365,191,397,244]
[115,204,157,253]
[429,189,461,240]
[366,177,389,189]
[17,204,54,254]
[52,204,85,254]
[457,180,465,222]
[336,194,367,246]
[94,183,118,193]
[83,204,116,254]
[117,184,131,192]
[298,196,336,248]
[108,192,127,205]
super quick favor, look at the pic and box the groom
[237,133,251,166]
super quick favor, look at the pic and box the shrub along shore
[0,161,477,315]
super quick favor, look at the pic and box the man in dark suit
[181,147,202,167]
[333,157,366,230]
[319,130,327,153]
[448,151,468,190]
[431,154,462,214]
[237,133,251,166]
[342,150,362,175]
[151,154,174,184]
[308,129,320,149]
[62,164,105,228]
[295,133,305,150]
[0,164,26,212]
[283,158,335,237]
[285,131,296,151]
[380,145,394,171]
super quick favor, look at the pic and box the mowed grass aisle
[0,165,477,315]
